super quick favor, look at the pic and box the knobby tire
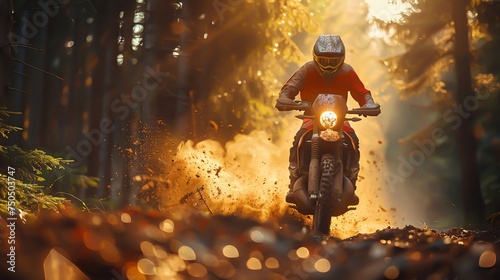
[313,154,338,235]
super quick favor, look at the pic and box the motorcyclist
[275,34,380,205]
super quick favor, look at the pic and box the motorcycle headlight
[319,110,337,129]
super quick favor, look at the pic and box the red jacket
[279,61,370,132]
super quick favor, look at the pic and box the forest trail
[1,206,499,279]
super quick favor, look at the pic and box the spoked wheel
[312,154,341,235]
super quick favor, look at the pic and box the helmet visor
[314,55,344,72]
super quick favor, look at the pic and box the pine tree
[377,0,500,227]
[0,108,70,219]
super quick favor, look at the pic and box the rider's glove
[361,94,379,109]
[360,94,381,117]
[276,98,296,105]
[275,97,296,110]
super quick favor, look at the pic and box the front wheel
[312,154,340,235]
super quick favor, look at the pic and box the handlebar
[347,105,381,116]
[275,100,311,111]
[276,99,381,117]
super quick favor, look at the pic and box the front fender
[331,177,355,216]
[292,175,315,215]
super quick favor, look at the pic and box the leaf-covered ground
[1,207,499,280]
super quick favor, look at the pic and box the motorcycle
[276,94,380,235]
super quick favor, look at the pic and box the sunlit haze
[364,0,413,22]
[158,0,421,239]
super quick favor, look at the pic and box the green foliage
[184,0,320,140]
[2,145,68,182]
[474,1,500,77]
[375,0,456,99]
[0,108,21,144]
[378,0,500,220]
[382,0,499,97]
[0,107,69,219]
[471,0,500,216]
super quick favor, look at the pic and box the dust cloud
[158,0,410,240]
[161,128,291,224]
[330,99,405,238]
[161,112,401,239]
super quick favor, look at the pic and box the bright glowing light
[222,245,240,258]
[178,246,196,261]
[246,258,262,270]
[172,46,181,57]
[319,111,337,129]
[314,258,331,273]
[296,247,310,259]
[364,0,413,22]
[159,219,175,233]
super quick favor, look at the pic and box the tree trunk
[109,0,136,207]
[92,0,119,199]
[24,24,48,150]
[43,9,65,152]
[0,0,12,107]
[66,5,89,200]
[6,3,29,146]
[452,0,486,228]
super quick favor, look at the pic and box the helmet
[313,34,345,81]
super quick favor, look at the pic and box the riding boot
[285,165,299,203]
[348,166,360,205]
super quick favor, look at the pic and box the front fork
[307,135,320,200]
[307,133,343,200]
